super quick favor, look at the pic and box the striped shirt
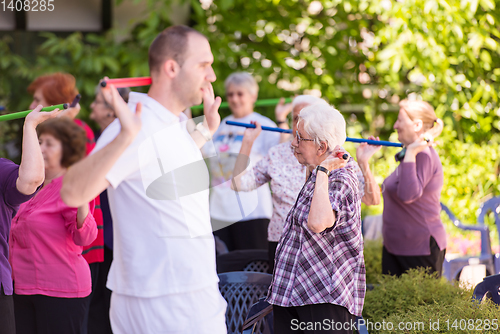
[266,158,366,316]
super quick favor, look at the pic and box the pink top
[9,176,97,298]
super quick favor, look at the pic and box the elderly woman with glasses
[265,104,365,334]
[231,95,377,275]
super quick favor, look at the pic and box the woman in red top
[27,73,104,333]
[28,73,96,158]
[27,73,104,265]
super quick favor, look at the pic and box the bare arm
[307,146,348,233]
[356,137,382,206]
[230,140,252,191]
[61,85,142,207]
[275,97,292,143]
[230,122,262,191]
[308,171,336,233]
[17,106,62,195]
[61,125,138,207]
[63,201,97,246]
[359,162,381,205]
[76,203,90,229]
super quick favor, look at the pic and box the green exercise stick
[0,104,69,122]
[190,97,293,110]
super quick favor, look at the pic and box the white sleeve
[91,119,139,189]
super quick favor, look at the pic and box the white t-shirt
[204,112,280,223]
[91,92,218,297]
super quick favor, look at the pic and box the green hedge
[364,239,383,285]
[363,269,500,333]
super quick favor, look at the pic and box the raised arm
[397,135,434,203]
[17,105,62,195]
[231,121,270,191]
[307,146,349,233]
[275,97,293,143]
[61,85,142,207]
[190,83,222,149]
[356,136,382,206]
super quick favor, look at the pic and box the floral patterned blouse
[238,141,365,242]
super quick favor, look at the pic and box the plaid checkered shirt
[266,158,366,316]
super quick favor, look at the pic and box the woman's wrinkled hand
[106,84,142,138]
[320,145,349,172]
[242,121,262,144]
[24,105,62,128]
[356,136,382,166]
[406,133,435,155]
[274,97,293,123]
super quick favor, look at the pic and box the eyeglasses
[226,92,245,98]
[295,130,315,145]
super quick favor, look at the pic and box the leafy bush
[363,269,500,333]
[363,238,383,285]
[383,298,500,333]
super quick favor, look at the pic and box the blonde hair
[399,99,443,138]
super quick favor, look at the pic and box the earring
[107,113,113,117]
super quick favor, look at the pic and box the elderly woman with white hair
[232,95,378,274]
[208,72,280,251]
[265,104,365,333]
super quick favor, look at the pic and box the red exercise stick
[100,77,152,88]
[337,152,349,160]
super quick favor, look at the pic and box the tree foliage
[1,0,500,230]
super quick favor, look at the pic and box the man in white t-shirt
[61,26,227,334]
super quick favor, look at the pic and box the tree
[1,0,500,230]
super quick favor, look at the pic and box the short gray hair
[224,72,259,96]
[298,104,346,150]
[292,95,328,109]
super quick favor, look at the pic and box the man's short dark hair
[148,25,206,74]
